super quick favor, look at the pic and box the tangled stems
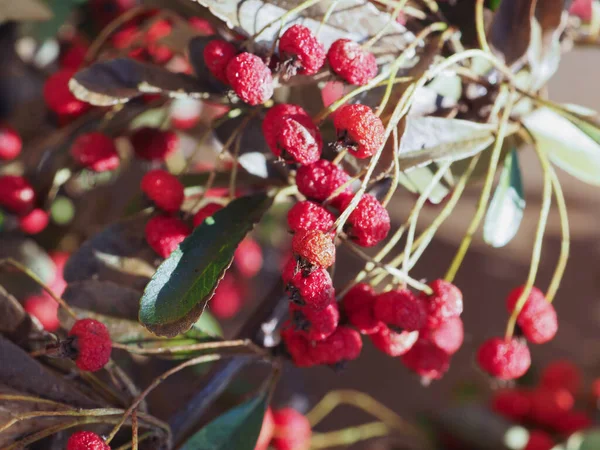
[504,144,553,341]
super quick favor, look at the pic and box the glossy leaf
[523,107,600,186]
[139,193,273,337]
[484,150,525,248]
[180,392,268,450]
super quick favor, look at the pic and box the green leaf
[139,193,273,337]
[397,166,451,204]
[567,429,600,450]
[523,107,600,186]
[180,393,268,450]
[483,150,525,248]
[194,310,223,337]
[398,117,497,171]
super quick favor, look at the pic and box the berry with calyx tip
[130,127,179,161]
[337,193,390,247]
[203,39,237,83]
[477,337,531,380]
[279,24,326,76]
[263,104,309,151]
[255,407,274,450]
[342,283,383,335]
[506,286,557,344]
[401,338,450,381]
[296,159,351,202]
[373,288,426,331]
[287,201,335,233]
[524,430,554,450]
[24,295,59,331]
[68,319,112,372]
[370,326,418,356]
[420,279,463,329]
[226,53,273,105]
[311,326,363,366]
[272,407,312,450]
[70,132,120,172]
[19,209,49,234]
[327,39,377,85]
[0,175,36,215]
[234,237,263,278]
[209,273,242,319]
[44,69,90,118]
[141,169,184,213]
[281,323,317,367]
[333,104,385,159]
[540,360,582,395]
[490,388,532,422]
[423,316,464,355]
[530,387,574,426]
[193,202,223,227]
[282,258,334,310]
[274,115,322,165]
[145,215,191,258]
[0,125,21,160]
[67,431,110,450]
[290,301,339,341]
[292,230,335,269]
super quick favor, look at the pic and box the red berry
[19,209,49,234]
[333,104,384,159]
[67,431,110,450]
[0,124,22,160]
[289,301,339,341]
[189,17,216,35]
[370,326,418,356]
[551,410,592,435]
[401,338,450,381]
[111,24,138,50]
[570,0,593,22]
[141,169,184,213]
[292,230,336,269]
[44,69,89,117]
[282,258,334,310]
[490,388,532,422]
[263,104,308,150]
[476,337,531,380]
[274,115,322,165]
[0,175,36,215]
[327,39,377,85]
[272,408,312,450]
[373,288,426,331]
[281,323,317,367]
[311,326,363,365]
[506,285,549,318]
[226,53,273,105]
[60,41,88,70]
[296,159,350,202]
[234,237,263,278]
[287,201,335,233]
[255,407,275,450]
[420,279,463,329]
[146,19,173,64]
[530,387,574,426]
[193,202,223,227]
[24,294,59,331]
[337,193,390,247]
[209,273,242,319]
[70,132,120,172]
[68,318,112,372]
[342,283,383,335]
[524,430,554,450]
[422,316,464,355]
[506,286,557,344]
[145,215,191,258]
[540,360,582,395]
[203,39,237,83]
[279,24,326,76]
[130,127,179,161]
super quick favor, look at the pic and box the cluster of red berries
[202,24,378,106]
[255,407,312,450]
[490,361,594,450]
[0,174,49,235]
[477,286,558,381]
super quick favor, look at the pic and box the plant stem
[545,165,569,303]
[310,422,390,449]
[475,0,492,54]
[112,338,264,356]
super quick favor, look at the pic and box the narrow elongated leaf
[523,107,600,185]
[140,193,273,337]
[70,58,217,106]
[484,150,525,248]
[398,117,497,171]
[180,393,268,450]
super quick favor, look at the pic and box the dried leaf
[0,0,52,23]
[62,280,141,321]
[489,0,538,66]
[0,285,44,346]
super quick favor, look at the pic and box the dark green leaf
[484,150,525,248]
[180,393,268,450]
[139,193,273,337]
